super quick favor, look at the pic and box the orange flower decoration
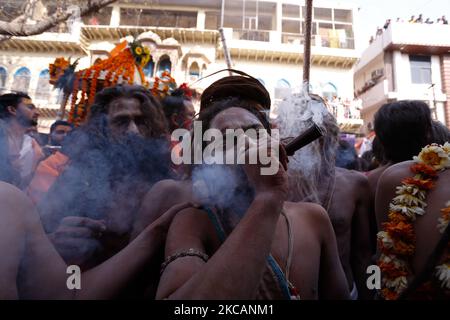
[67,41,149,126]
[411,163,438,178]
[381,288,399,300]
[383,221,415,242]
[402,177,435,190]
[379,262,408,278]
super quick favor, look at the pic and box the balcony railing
[316,35,355,49]
[281,33,354,49]
[233,29,270,42]
[281,33,304,45]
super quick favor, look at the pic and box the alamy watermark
[171,121,280,175]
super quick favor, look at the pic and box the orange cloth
[27,151,69,205]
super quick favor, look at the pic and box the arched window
[0,67,7,92]
[322,82,337,100]
[143,58,154,78]
[157,56,172,77]
[275,79,291,100]
[12,67,31,93]
[35,69,51,100]
[189,62,200,81]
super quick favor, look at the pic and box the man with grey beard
[134,73,349,299]
[275,93,373,299]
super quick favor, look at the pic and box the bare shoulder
[378,161,413,186]
[336,167,369,188]
[0,182,34,212]
[367,165,388,184]
[0,181,37,226]
[283,201,330,229]
[145,179,191,198]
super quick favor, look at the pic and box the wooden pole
[220,0,233,75]
[303,0,313,91]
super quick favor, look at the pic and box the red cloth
[27,151,69,205]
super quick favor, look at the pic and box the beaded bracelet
[160,248,209,274]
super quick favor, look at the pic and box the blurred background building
[0,0,362,132]
[354,21,450,131]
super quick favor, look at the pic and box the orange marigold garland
[66,40,152,126]
[377,142,450,300]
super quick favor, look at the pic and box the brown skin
[169,100,196,131]
[6,97,39,159]
[0,181,191,299]
[375,161,450,277]
[107,97,148,137]
[50,124,72,146]
[6,98,41,187]
[9,97,39,128]
[154,107,349,299]
[367,163,390,206]
[328,167,373,299]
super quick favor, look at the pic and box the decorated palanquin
[49,40,177,126]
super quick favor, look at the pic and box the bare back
[327,167,373,297]
[376,161,450,278]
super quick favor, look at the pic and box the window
[157,56,172,77]
[35,69,51,100]
[205,11,220,29]
[282,4,300,19]
[11,67,31,93]
[223,0,276,31]
[0,67,7,90]
[409,55,432,84]
[275,79,291,100]
[322,82,337,100]
[334,9,353,23]
[189,62,200,81]
[314,7,332,21]
[121,8,197,28]
[143,58,154,78]
[318,22,333,47]
[282,20,301,34]
[334,24,354,49]
[82,7,112,25]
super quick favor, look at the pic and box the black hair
[430,120,450,145]
[374,100,432,163]
[161,89,190,130]
[335,139,358,170]
[50,120,74,133]
[0,92,31,119]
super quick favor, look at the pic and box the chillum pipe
[284,123,324,156]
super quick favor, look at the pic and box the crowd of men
[370,14,449,44]
[0,71,449,299]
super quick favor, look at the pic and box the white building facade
[354,21,450,132]
[0,0,362,132]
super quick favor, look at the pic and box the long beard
[17,114,37,127]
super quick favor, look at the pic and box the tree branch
[0,0,118,37]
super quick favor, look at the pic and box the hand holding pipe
[284,123,324,156]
